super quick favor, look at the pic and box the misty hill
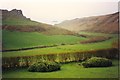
[1,9,74,35]
[55,12,119,33]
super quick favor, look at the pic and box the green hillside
[3,35,117,57]
[2,9,119,79]
[3,30,86,50]
[2,9,75,35]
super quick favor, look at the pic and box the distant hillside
[55,12,119,33]
[1,9,74,35]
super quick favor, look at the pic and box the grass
[2,13,119,79]
[3,36,117,57]
[2,60,118,78]
[3,31,118,58]
[3,30,86,50]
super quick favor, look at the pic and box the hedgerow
[28,61,61,72]
[2,48,118,69]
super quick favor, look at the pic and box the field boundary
[2,43,77,52]
[2,45,58,52]
[2,48,118,69]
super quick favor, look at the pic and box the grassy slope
[3,60,118,78]
[3,17,75,35]
[3,30,86,50]
[3,36,117,57]
[2,14,49,26]
[3,18,39,26]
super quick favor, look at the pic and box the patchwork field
[2,31,119,79]
[2,9,119,79]
[3,31,118,57]
[2,18,118,78]
[3,38,117,57]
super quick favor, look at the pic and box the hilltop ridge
[55,12,119,33]
[2,9,30,20]
[1,9,75,35]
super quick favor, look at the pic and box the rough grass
[80,36,111,44]
[2,60,118,78]
[3,18,75,35]
[79,31,117,37]
[3,19,41,26]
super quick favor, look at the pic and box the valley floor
[3,60,119,78]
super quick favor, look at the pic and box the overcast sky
[0,0,119,25]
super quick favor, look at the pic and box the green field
[3,30,118,58]
[2,9,119,79]
[3,30,86,50]
[3,30,118,78]
[3,34,117,58]
[3,60,118,78]
[3,32,117,57]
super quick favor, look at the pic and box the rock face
[1,9,30,20]
[55,12,119,33]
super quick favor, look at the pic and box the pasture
[3,34,117,57]
[3,60,118,78]
[3,30,86,50]
[2,31,119,78]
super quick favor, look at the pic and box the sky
[0,0,119,25]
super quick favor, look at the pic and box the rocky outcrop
[1,9,30,20]
[1,9,75,35]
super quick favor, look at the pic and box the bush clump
[28,61,61,72]
[81,57,112,68]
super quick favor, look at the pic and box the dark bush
[81,57,112,68]
[61,43,66,45]
[80,36,111,44]
[28,61,61,72]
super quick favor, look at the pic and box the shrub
[61,43,66,45]
[81,57,112,68]
[28,61,61,72]
[80,36,111,44]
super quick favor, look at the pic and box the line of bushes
[2,43,78,52]
[28,61,61,72]
[2,45,58,52]
[80,36,111,44]
[2,48,118,69]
